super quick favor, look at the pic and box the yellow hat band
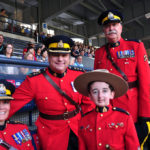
[6,89,11,95]
[49,43,70,49]
[102,15,121,24]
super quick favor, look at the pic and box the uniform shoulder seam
[124,38,141,43]
[28,68,46,77]
[112,107,130,115]
[68,66,85,72]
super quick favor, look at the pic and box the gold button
[98,127,101,130]
[100,114,103,117]
[27,144,30,147]
[61,80,63,82]
[115,125,118,128]
[3,132,6,135]
[98,143,102,146]
[126,58,128,61]
[110,68,112,71]
[45,97,48,100]
[64,102,67,106]
[68,121,70,123]
[112,48,114,50]
[42,126,44,129]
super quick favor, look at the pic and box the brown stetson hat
[74,69,128,98]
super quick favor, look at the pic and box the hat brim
[0,96,14,100]
[48,49,71,54]
[74,71,128,98]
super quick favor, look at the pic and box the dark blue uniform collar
[96,106,109,113]
[0,121,6,130]
[110,41,120,47]
[48,67,67,78]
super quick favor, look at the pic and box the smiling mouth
[0,112,5,115]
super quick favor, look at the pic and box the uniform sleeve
[125,115,140,149]
[81,96,95,114]
[137,42,150,119]
[9,76,34,118]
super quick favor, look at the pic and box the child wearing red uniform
[74,69,140,150]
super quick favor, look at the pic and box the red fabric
[78,105,140,150]
[94,38,150,122]
[9,68,95,150]
[0,122,34,150]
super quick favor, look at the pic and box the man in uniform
[8,35,94,150]
[94,10,150,148]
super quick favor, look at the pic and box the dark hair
[87,81,114,93]
[4,43,14,56]
[41,48,48,56]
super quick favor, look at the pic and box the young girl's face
[0,100,10,125]
[89,82,115,107]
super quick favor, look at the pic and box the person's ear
[110,91,115,99]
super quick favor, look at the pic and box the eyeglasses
[7,47,13,49]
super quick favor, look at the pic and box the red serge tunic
[0,121,34,150]
[94,38,150,122]
[78,105,140,150]
[9,68,94,150]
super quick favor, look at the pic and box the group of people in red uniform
[0,9,150,150]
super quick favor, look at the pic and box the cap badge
[58,40,64,48]
[108,12,114,19]
[0,84,6,95]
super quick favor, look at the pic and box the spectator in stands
[0,79,35,150]
[69,56,76,66]
[39,32,46,43]
[74,69,140,150]
[80,50,85,56]
[71,45,80,58]
[74,55,84,68]
[24,51,34,61]
[0,34,5,54]
[20,52,37,75]
[0,43,17,58]
[40,48,48,62]
[35,44,42,61]
[0,9,8,31]
[9,35,94,150]
[84,48,91,57]
[25,46,36,61]
[88,49,95,58]
[23,41,35,56]
[0,9,8,17]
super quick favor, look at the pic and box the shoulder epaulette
[28,68,46,77]
[112,107,129,115]
[125,38,141,43]
[6,120,24,124]
[68,65,85,72]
